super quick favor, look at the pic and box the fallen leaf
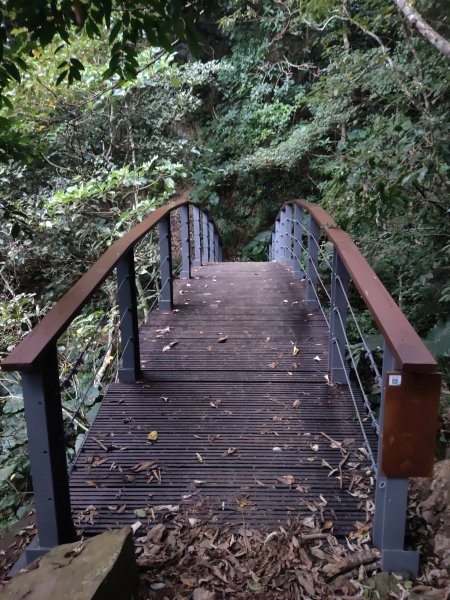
[147,431,158,442]
[272,446,282,452]
[311,443,319,452]
[268,361,278,369]
[84,480,99,488]
[265,336,271,342]
[217,336,228,343]
[292,345,300,356]
[131,460,156,472]
[236,497,251,508]
[156,326,171,334]
[293,399,300,408]
[278,475,295,485]
[313,355,321,362]
[131,521,142,533]
[196,453,204,463]
[162,341,178,352]
[134,508,147,518]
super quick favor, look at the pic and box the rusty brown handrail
[1,192,207,371]
[284,199,437,373]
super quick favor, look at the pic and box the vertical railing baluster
[373,343,419,575]
[117,248,141,382]
[21,343,75,560]
[293,204,304,279]
[270,232,275,261]
[274,217,280,260]
[158,214,173,309]
[328,249,349,383]
[306,214,320,308]
[202,212,209,265]
[192,206,201,267]
[284,204,293,264]
[180,205,191,280]
[280,208,287,262]
[214,231,219,262]
[209,222,214,262]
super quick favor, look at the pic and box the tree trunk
[393,0,450,59]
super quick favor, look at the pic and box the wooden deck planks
[69,262,376,536]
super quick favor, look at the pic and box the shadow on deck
[69,262,376,536]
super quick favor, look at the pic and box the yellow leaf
[32,49,41,58]
[292,345,300,356]
[147,431,158,442]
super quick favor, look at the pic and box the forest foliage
[0,0,449,530]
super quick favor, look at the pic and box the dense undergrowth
[0,0,449,531]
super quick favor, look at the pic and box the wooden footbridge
[2,197,441,576]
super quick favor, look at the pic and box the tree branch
[393,0,450,59]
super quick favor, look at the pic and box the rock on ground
[413,460,450,570]
[0,527,136,600]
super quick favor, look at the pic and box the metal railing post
[270,232,275,261]
[214,232,219,262]
[372,342,419,575]
[158,214,173,310]
[202,212,209,265]
[306,214,320,308]
[284,204,293,263]
[274,218,281,259]
[209,222,214,262]
[180,205,191,279]
[117,249,141,382]
[293,204,304,279]
[21,343,75,560]
[192,206,201,267]
[328,249,349,383]
[280,208,287,262]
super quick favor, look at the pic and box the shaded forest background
[0,0,449,530]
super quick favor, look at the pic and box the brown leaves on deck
[134,515,385,599]
[162,341,178,352]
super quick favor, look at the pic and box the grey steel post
[328,249,349,384]
[180,205,191,279]
[192,206,201,267]
[21,343,76,560]
[202,212,209,265]
[280,208,287,262]
[373,343,418,575]
[214,232,219,262]
[284,204,293,263]
[293,204,304,279]
[274,218,281,260]
[117,249,141,382]
[158,215,173,310]
[270,232,275,261]
[209,222,214,262]
[306,214,320,308]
